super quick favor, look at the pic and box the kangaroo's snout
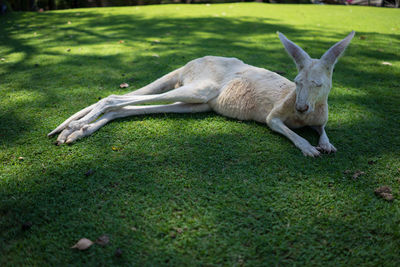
[296,104,309,113]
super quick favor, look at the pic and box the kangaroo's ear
[278,32,311,70]
[320,31,355,68]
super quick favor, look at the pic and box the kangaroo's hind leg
[70,81,217,127]
[64,102,211,144]
[56,81,218,144]
[48,67,183,137]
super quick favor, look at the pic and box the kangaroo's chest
[284,104,328,129]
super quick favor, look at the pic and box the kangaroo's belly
[208,78,272,123]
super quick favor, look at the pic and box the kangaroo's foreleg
[311,125,337,154]
[62,102,211,144]
[48,68,183,137]
[267,116,321,157]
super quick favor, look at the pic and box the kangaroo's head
[278,31,355,114]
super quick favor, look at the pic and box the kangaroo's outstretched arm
[267,117,321,157]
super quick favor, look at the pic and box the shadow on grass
[1,112,398,264]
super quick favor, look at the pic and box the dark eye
[312,81,322,87]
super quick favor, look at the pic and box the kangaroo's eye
[312,81,322,87]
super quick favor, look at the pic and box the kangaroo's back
[179,56,247,86]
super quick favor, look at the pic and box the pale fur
[49,32,355,157]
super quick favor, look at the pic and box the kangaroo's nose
[296,104,309,113]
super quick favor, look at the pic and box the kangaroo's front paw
[316,142,337,154]
[297,140,321,157]
[301,145,321,157]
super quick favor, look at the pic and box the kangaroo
[48,31,355,157]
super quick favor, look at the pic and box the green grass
[1,3,400,266]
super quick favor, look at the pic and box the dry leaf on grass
[380,193,394,201]
[111,146,122,151]
[352,170,365,179]
[119,40,124,44]
[382,62,392,66]
[96,235,110,246]
[374,186,394,202]
[119,83,129,88]
[375,186,391,194]
[71,238,94,250]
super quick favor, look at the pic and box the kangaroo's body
[49,32,355,157]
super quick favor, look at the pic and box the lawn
[1,3,400,266]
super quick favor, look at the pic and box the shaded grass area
[1,3,400,266]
